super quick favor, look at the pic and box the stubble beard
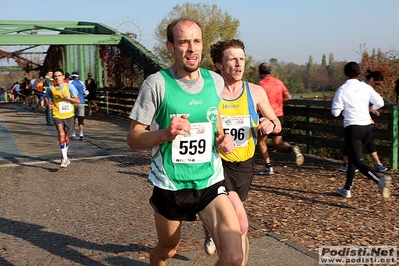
[184,58,202,73]
[184,65,199,73]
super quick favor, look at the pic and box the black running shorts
[150,181,227,221]
[222,157,254,202]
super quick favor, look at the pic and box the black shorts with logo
[150,180,227,221]
[222,157,254,202]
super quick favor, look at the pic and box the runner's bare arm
[127,115,191,149]
[250,84,281,134]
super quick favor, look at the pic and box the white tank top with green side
[149,68,224,191]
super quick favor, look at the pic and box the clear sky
[2,0,398,65]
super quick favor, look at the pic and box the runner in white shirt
[331,62,391,200]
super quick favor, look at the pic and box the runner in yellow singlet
[201,39,281,265]
[44,68,80,168]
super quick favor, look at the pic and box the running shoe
[70,131,76,138]
[340,164,358,172]
[291,145,304,166]
[374,163,388,173]
[79,132,84,140]
[378,176,391,200]
[203,225,216,256]
[60,158,70,168]
[336,187,351,198]
[257,166,274,175]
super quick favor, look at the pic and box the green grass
[291,91,335,100]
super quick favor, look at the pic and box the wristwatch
[269,119,276,131]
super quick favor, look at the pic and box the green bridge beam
[0,66,38,71]
[0,35,122,45]
[0,20,165,79]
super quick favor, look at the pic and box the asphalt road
[0,103,320,265]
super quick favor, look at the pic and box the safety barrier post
[390,104,398,169]
[106,90,109,116]
[306,105,313,154]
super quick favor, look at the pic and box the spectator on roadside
[126,17,243,266]
[256,62,304,175]
[44,70,54,125]
[44,68,80,168]
[331,61,391,199]
[69,71,88,139]
[85,72,98,116]
[341,70,388,173]
[201,39,281,263]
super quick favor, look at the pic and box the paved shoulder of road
[0,103,132,166]
[0,103,320,266]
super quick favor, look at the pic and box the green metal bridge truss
[0,20,166,87]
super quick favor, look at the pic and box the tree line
[241,46,399,103]
[153,3,399,103]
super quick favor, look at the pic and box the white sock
[60,142,68,159]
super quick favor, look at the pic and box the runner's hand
[166,115,191,141]
[258,118,275,135]
[216,134,235,154]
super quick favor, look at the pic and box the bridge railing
[284,99,398,169]
[94,89,399,169]
[96,87,139,117]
